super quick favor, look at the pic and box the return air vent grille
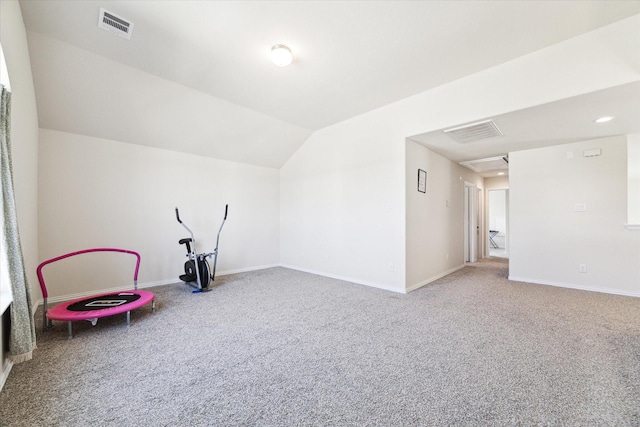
[443,119,503,143]
[460,156,509,173]
[98,8,134,40]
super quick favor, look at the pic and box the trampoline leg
[126,311,130,327]
[67,321,73,340]
[152,299,156,313]
[43,298,50,333]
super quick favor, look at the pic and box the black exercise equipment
[489,230,500,249]
[175,204,228,292]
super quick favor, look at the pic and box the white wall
[38,129,280,299]
[509,135,640,296]
[0,0,40,388]
[17,11,640,305]
[406,140,483,291]
[281,15,639,293]
[280,117,406,292]
[484,176,509,190]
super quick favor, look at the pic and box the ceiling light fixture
[594,116,614,123]
[271,44,293,67]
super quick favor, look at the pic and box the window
[0,43,12,313]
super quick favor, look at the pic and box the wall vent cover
[443,119,503,143]
[98,8,134,40]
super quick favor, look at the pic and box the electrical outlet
[579,264,587,273]
[389,263,395,272]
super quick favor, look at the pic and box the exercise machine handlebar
[175,207,195,246]
[215,205,228,250]
[212,205,228,280]
[176,205,226,224]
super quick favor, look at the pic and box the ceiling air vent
[460,156,509,173]
[443,119,503,143]
[98,8,134,40]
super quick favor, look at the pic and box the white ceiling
[409,81,640,176]
[19,0,640,168]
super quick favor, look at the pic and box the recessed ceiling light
[271,44,293,67]
[594,116,614,123]
[497,172,505,176]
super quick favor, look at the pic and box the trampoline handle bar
[37,248,142,299]
[175,207,182,224]
[224,204,228,220]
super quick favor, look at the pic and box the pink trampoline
[37,248,155,339]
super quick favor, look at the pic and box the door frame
[464,182,479,263]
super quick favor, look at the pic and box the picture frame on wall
[418,169,427,193]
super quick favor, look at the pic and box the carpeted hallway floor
[1,259,639,426]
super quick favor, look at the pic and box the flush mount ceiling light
[594,116,614,123]
[271,44,293,67]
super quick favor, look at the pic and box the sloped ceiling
[19,0,640,168]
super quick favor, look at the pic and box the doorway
[488,189,508,258]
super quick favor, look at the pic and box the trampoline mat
[67,293,141,311]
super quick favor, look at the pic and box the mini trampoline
[37,248,155,339]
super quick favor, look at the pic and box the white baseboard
[34,265,282,308]
[279,264,404,293]
[406,264,466,293]
[508,276,640,298]
[216,264,280,276]
[35,262,418,307]
[0,360,12,392]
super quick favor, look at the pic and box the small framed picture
[418,169,427,193]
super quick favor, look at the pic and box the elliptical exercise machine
[175,204,228,292]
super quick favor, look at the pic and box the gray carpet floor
[1,259,639,426]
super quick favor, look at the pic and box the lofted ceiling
[19,0,640,168]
